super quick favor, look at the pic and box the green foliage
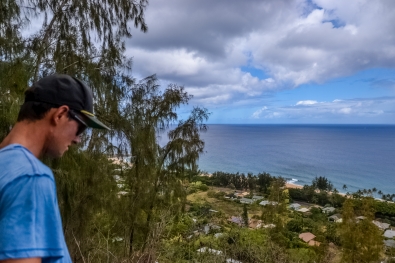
[287,248,317,263]
[312,176,333,192]
[207,190,226,199]
[374,200,395,217]
[209,171,279,192]
[287,219,303,233]
[0,1,212,261]
[288,186,345,207]
[340,198,384,263]
[242,204,249,226]
[325,222,340,244]
[189,181,209,193]
[257,172,275,193]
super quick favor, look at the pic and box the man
[0,74,109,263]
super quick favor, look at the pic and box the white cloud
[250,97,393,122]
[126,0,395,107]
[251,106,268,118]
[339,107,352,114]
[296,100,319,105]
[264,112,283,119]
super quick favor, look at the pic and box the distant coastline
[193,124,395,195]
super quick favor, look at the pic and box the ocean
[190,124,395,195]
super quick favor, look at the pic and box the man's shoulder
[0,144,53,184]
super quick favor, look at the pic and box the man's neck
[0,121,48,158]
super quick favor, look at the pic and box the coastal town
[172,172,395,262]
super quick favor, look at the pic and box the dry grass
[187,187,262,218]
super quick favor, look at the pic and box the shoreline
[200,174,381,197]
[285,182,349,197]
[285,182,303,189]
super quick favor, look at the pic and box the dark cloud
[128,0,296,58]
[125,0,395,115]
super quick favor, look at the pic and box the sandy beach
[285,183,304,189]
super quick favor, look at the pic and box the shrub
[287,219,303,232]
[227,183,236,189]
[199,184,209,191]
[215,191,226,198]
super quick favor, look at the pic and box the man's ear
[50,106,70,125]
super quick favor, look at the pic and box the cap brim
[80,110,110,130]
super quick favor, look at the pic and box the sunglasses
[69,110,88,136]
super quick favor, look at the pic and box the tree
[0,1,171,261]
[287,218,303,233]
[0,0,149,146]
[0,0,213,261]
[340,198,383,263]
[121,75,209,255]
[312,176,333,192]
[257,172,273,193]
[242,204,249,227]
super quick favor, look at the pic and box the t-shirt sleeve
[0,174,65,260]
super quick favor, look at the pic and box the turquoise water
[193,124,395,194]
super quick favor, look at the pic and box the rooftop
[299,232,316,243]
[384,230,395,239]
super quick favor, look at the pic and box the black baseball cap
[24,74,110,130]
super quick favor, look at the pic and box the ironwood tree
[340,198,383,263]
[0,1,211,262]
[312,176,333,192]
[120,75,209,256]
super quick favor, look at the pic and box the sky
[25,0,395,124]
[124,0,395,124]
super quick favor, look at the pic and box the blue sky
[125,0,395,124]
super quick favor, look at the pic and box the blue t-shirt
[0,144,72,262]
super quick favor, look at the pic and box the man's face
[44,108,85,158]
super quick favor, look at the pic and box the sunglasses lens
[77,124,86,136]
[69,110,88,136]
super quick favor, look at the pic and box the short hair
[17,101,54,122]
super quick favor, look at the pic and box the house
[214,233,224,238]
[197,247,222,255]
[252,195,264,201]
[249,219,262,229]
[197,247,242,263]
[298,232,321,246]
[235,191,249,197]
[117,191,128,197]
[259,200,278,206]
[384,239,395,248]
[299,232,316,243]
[384,230,395,239]
[226,259,242,263]
[322,207,335,214]
[288,203,301,210]
[297,208,310,213]
[240,198,254,204]
[228,216,244,226]
[355,216,366,222]
[308,240,321,246]
[372,220,390,231]
[328,214,343,223]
